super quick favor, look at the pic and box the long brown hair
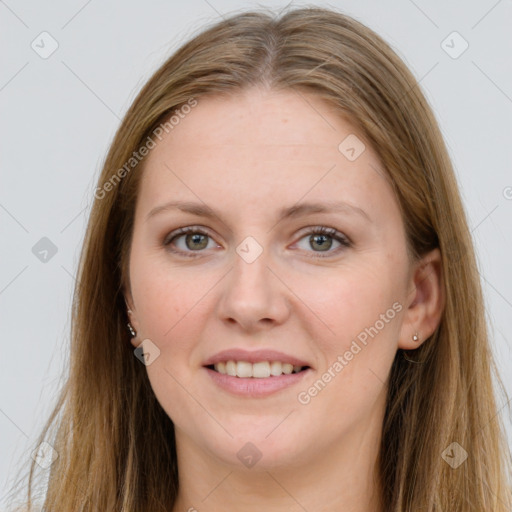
[8,6,511,511]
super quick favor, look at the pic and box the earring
[403,332,426,364]
[127,322,137,338]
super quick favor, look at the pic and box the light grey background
[1,0,511,508]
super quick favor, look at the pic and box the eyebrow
[146,199,371,225]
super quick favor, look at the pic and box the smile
[202,349,312,396]
[209,360,308,378]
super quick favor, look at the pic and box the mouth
[205,360,310,378]
[202,350,313,397]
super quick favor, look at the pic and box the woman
[10,6,512,511]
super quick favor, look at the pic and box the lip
[202,348,311,368]
[205,366,313,397]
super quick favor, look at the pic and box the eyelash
[163,226,352,259]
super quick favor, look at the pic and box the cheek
[129,245,199,349]
[296,259,404,391]
[134,272,200,348]
[293,277,402,434]
[297,258,404,338]
[130,260,213,426]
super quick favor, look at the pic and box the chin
[200,425,308,470]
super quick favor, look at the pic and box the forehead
[136,87,395,221]
[151,87,365,153]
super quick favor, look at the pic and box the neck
[171,413,384,512]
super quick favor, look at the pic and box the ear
[124,289,141,348]
[398,248,445,350]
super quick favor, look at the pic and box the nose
[216,245,291,332]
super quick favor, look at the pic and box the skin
[125,86,444,512]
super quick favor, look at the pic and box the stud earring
[412,332,419,342]
[127,322,137,338]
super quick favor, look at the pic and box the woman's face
[126,87,417,469]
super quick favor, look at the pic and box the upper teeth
[214,361,304,378]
